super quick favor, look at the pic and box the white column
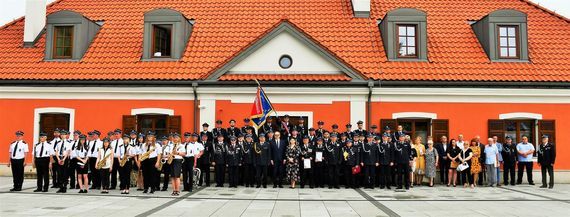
[199,95,217,127]
[350,95,367,130]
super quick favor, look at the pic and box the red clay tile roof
[219,74,352,81]
[0,0,568,82]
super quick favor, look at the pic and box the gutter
[192,82,198,133]
[367,81,374,130]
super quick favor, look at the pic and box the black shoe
[273,185,277,188]
[263,185,267,188]
[34,189,42,192]
[387,186,391,190]
[396,187,403,190]
[137,188,144,191]
[42,189,48,192]
[540,185,547,188]
[143,189,148,193]
[56,189,63,193]
[9,188,16,192]
[549,186,554,189]
[109,187,116,190]
[150,189,155,194]
[161,188,167,191]
[529,182,535,185]
[279,185,283,188]
[89,186,97,190]
[310,186,314,189]
[256,185,261,188]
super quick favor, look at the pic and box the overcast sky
[1,0,569,26]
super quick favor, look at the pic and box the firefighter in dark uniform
[200,123,214,143]
[344,124,354,141]
[242,134,255,187]
[259,117,275,136]
[330,124,340,136]
[299,135,314,188]
[292,118,307,137]
[226,136,242,188]
[33,132,53,192]
[241,118,257,138]
[307,128,317,144]
[316,121,326,138]
[212,134,227,187]
[254,133,271,188]
[538,135,556,188]
[378,133,394,189]
[394,134,413,190]
[342,140,360,188]
[199,133,212,186]
[339,133,348,147]
[353,133,365,187]
[212,120,227,140]
[227,120,241,139]
[313,137,326,188]
[353,121,367,137]
[289,129,302,146]
[393,125,406,142]
[360,133,379,189]
[326,133,342,189]
[501,136,517,186]
[9,131,28,192]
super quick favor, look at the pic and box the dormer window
[152,24,172,58]
[44,10,101,61]
[378,8,427,61]
[142,9,193,61]
[498,25,518,58]
[471,9,528,62]
[397,24,417,58]
[52,26,74,59]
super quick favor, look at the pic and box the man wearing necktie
[110,129,124,190]
[270,131,286,188]
[33,132,54,192]
[9,131,28,191]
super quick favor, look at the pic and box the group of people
[7,115,557,196]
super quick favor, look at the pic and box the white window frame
[33,107,75,144]
[131,108,174,116]
[269,111,314,129]
[392,112,437,119]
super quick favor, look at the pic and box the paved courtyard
[0,177,569,217]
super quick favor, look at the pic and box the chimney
[23,0,47,47]
[351,0,371,18]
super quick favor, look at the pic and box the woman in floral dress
[470,139,482,187]
[285,138,301,188]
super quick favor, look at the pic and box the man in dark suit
[270,131,286,188]
[227,120,241,138]
[538,135,555,188]
[434,135,450,185]
[212,120,227,141]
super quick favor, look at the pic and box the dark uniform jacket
[253,141,272,166]
[325,141,342,165]
[226,127,241,138]
[293,125,307,137]
[212,142,227,165]
[259,123,274,136]
[501,143,518,165]
[394,131,407,141]
[199,140,213,165]
[342,146,360,166]
[353,129,367,138]
[361,142,379,165]
[241,142,254,165]
[200,131,214,143]
[225,143,242,166]
[315,128,327,138]
[394,141,413,164]
[314,143,326,164]
[300,142,314,167]
[212,128,227,140]
[537,142,556,165]
[378,141,393,165]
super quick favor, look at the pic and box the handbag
[352,165,361,175]
[457,150,470,171]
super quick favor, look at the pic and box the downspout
[367,81,374,129]
[192,82,198,133]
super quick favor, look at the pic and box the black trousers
[273,162,285,186]
[517,161,534,184]
[161,162,171,189]
[68,159,77,188]
[215,163,225,187]
[57,159,69,190]
[363,165,376,188]
[51,157,60,187]
[119,160,132,190]
[142,158,158,190]
[111,158,120,188]
[182,157,195,190]
[396,163,410,188]
[503,162,516,185]
[100,168,110,190]
[300,168,313,188]
[88,157,100,188]
[199,162,211,186]
[541,164,554,187]
[478,162,485,185]
[379,164,392,188]
[460,167,473,185]
[36,157,50,190]
[11,158,25,190]
[313,163,325,187]
[243,164,255,187]
[344,165,356,188]
[228,165,239,187]
[256,165,268,187]
[439,159,450,184]
[327,164,340,188]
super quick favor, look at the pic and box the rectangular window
[488,119,554,157]
[498,25,518,58]
[152,24,172,58]
[52,26,74,59]
[397,24,418,58]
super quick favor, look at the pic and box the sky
[1,0,569,26]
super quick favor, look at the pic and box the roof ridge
[519,0,570,23]
[0,0,67,29]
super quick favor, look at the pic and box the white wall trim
[499,112,543,120]
[131,108,174,116]
[392,112,437,119]
[199,99,216,127]
[269,111,313,129]
[0,86,195,100]
[350,95,367,130]
[33,107,75,145]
